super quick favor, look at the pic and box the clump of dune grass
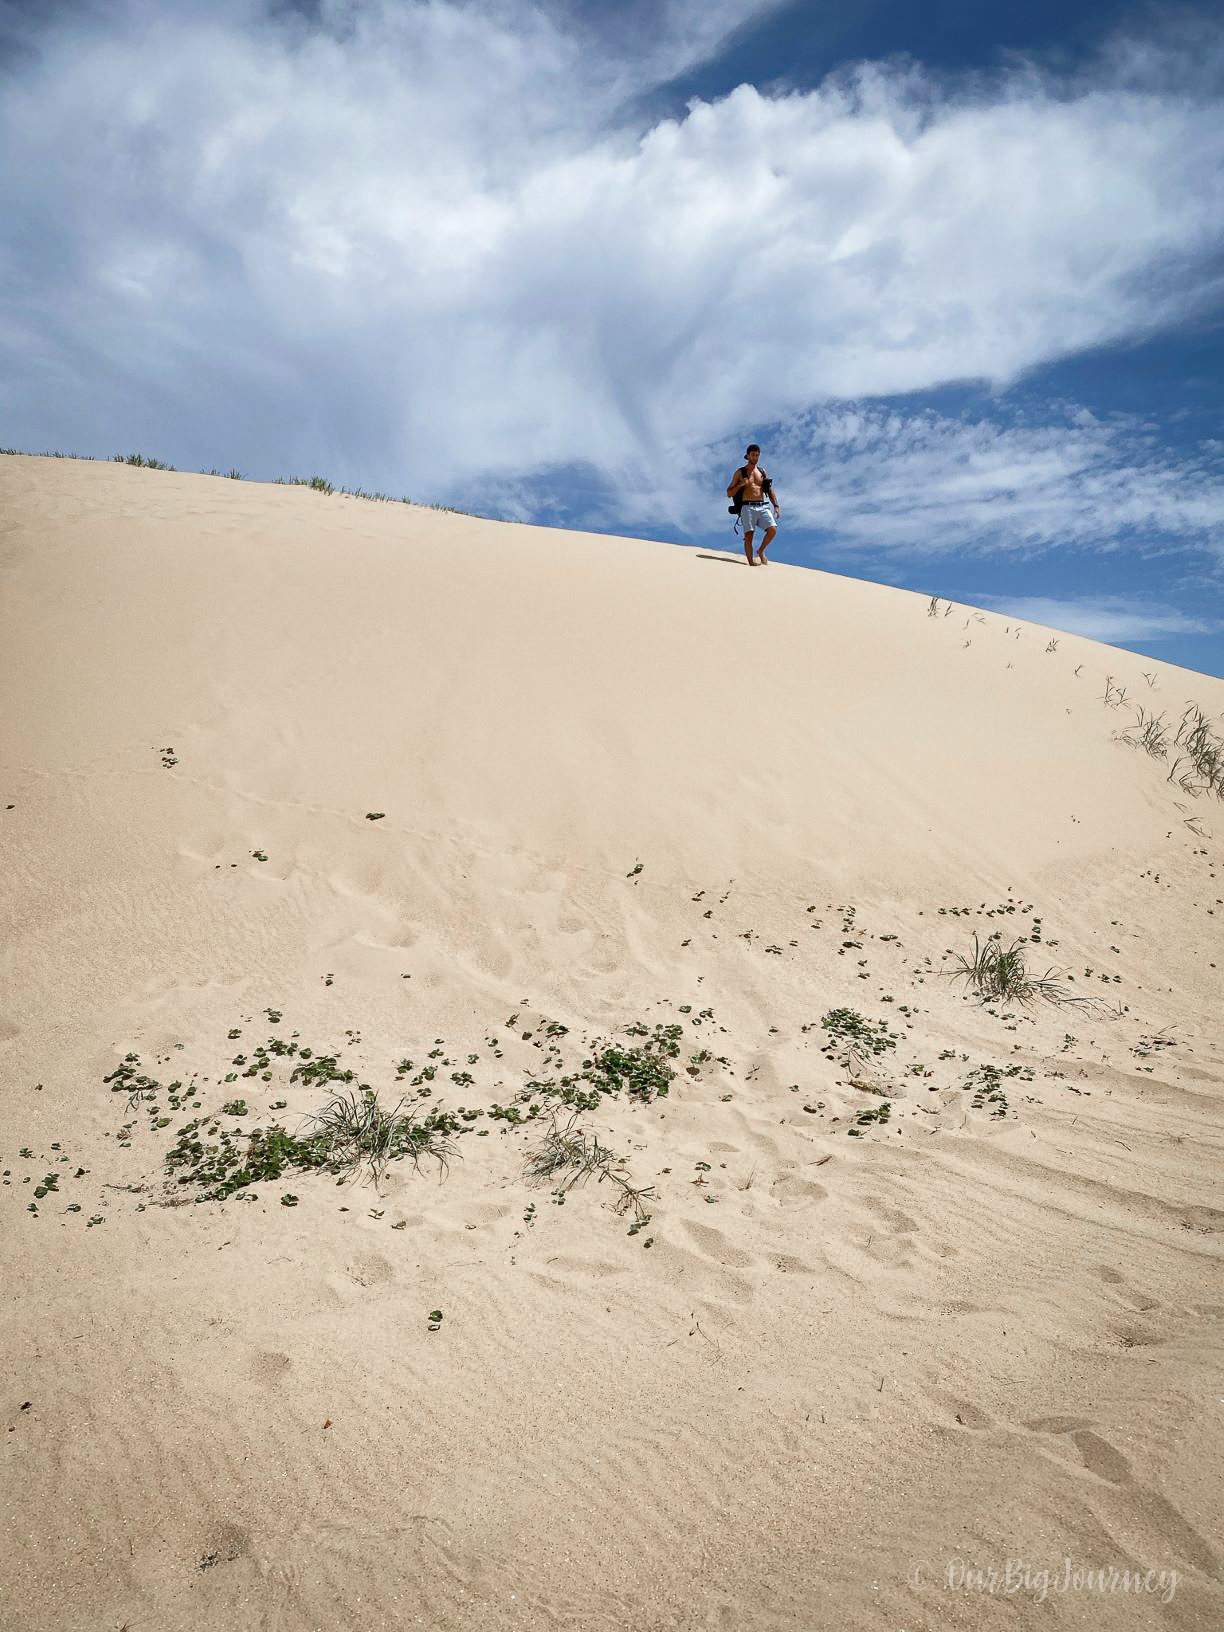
[1167,705,1224,799]
[948,934,1091,1009]
[113,452,175,469]
[303,1085,457,1183]
[1118,706,1171,760]
[1113,696,1224,799]
[523,1116,593,1183]
[165,1085,460,1202]
[524,1114,654,1220]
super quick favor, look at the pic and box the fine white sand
[2,452,1222,1631]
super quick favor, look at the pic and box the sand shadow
[695,553,747,565]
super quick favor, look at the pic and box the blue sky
[2,0,1222,676]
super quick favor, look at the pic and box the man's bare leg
[757,525,777,564]
[742,529,756,565]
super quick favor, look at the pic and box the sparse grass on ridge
[920,605,1223,799]
[1113,696,1224,798]
[0,444,480,517]
[1,446,100,459]
[114,452,174,469]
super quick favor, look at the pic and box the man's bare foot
[757,551,769,564]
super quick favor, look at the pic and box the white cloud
[973,595,1219,644]
[0,1,1222,504]
[717,404,1224,560]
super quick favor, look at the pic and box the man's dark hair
[745,443,760,455]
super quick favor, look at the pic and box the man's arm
[727,467,745,498]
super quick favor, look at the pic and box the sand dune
[2,452,1222,1630]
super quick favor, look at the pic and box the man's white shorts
[741,500,777,533]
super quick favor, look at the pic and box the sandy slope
[1,452,1222,1632]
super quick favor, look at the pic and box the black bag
[728,466,772,515]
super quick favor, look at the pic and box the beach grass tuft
[948,934,1091,1009]
[1167,705,1224,798]
[1119,706,1170,760]
[302,1085,457,1182]
[114,452,175,470]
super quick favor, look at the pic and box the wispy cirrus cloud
[737,404,1224,561]
[973,595,1220,644]
[0,0,1221,501]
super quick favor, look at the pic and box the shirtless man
[727,443,780,565]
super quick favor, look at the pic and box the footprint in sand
[246,1349,293,1385]
[772,1252,817,1274]
[1094,1263,1163,1312]
[857,1196,920,1235]
[327,863,389,901]
[1024,1418,1135,1487]
[1020,1414,1222,1575]
[324,1252,399,1302]
[1112,1322,1166,1348]
[681,1218,756,1269]
[768,1171,829,1209]
[1024,1414,1092,1434]
[345,1252,397,1289]
[196,1522,250,1572]
[176,829,229,867]
[1070,1430,1133,1484]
